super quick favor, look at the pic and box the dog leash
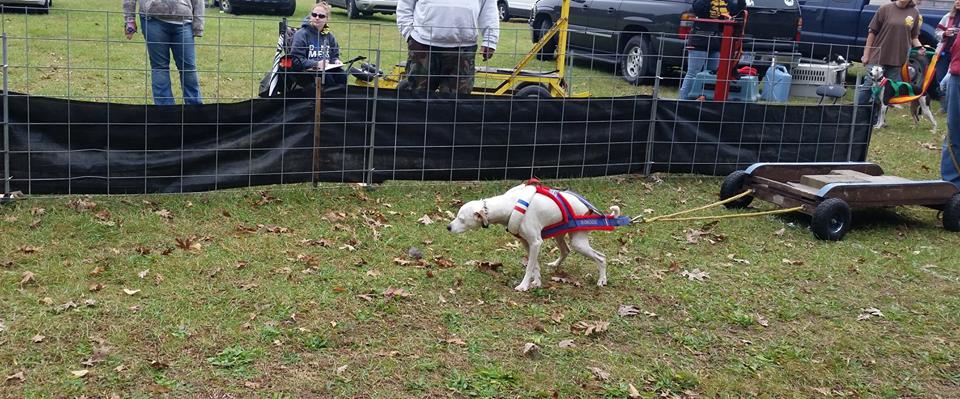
[630,190,803,224]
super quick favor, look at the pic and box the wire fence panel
[1,6,879,195]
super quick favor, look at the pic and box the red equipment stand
[690,11,747,101]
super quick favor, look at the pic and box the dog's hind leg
[920,98,938,133]
[568,232,608,287]
[875,105,888,129]
[546,234,569,270]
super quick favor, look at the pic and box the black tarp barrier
[1,87,873,194]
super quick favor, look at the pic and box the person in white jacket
[396,0,499,95]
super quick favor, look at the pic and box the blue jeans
[679,50,719,100]
[141,17,202,105]
[937,51,951,112]
[943,75,960,188]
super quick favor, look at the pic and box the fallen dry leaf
[70,369,89,378]
[4,371,24,383]
[433,256,455,268]
[382,287,411,299]
[628,383,641,398]
[558,339,576,348]
[571,320,610,337]
[365,269,381,277]
[19,271,36,286]
[31,334,45,343]
[122,288,141,296]
[89,266,105,276]
[138,269,150,279]
[18,246,40,254]
[587,366,610,381]
[335,364,348,375]
[781,258,804,266]
[681,269,710,281]
[356,294,375,302]
[858,307,884,321]
[444,338,467,346]
[244,381,261,389]
[88,283,104,292]
[521,342,540,358]
[756,313,769,327]
[154,209,173,219]
[617,304,641,317]
[417,214,434,225]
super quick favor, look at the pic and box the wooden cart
[719,162,960,240]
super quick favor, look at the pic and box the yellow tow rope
[631,189,804,223]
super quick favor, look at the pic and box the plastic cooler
[686,71,760,102]
[789,63,847,98]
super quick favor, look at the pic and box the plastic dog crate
[789,62,848,98]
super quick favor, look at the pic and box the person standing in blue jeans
[679,0,741,100]
[122,0,204,105]
[943,21,960,189]
[935,1,960,112]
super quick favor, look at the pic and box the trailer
[719,162,960,240]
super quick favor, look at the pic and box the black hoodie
[290,16,340,70]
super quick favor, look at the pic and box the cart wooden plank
[818,180,958,207]
[745,162,883,183]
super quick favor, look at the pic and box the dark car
[213,0,296,16]
[529,0,802,84]
[326,0,397,19]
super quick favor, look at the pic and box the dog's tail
[608,205,621,217]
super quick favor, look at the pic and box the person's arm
[478,0,499,60]
[192,0,204,37]
[863,31,876,64]
[396,0,416,40]
[122,0,138,39]
[912,12,923,47]
[936,14,949,43]
[330,34,341,63]
[290,32,319,70]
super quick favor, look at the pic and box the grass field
[2,1,959,398]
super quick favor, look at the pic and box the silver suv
[327,0,398,19]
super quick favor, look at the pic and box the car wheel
[811,198,851,241]
[279,0,296,16]
[346,0,360,19]
[620,35,651,85]
[535,17,557,61]
[498,1,510,22]
[943,193,960,232]
[719,171,753,209]
[220,0,234,14]
[515,84,552,98]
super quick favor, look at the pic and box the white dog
[870,65,937,133]
[447,180,626,291]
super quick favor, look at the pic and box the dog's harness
[508,184,630,239]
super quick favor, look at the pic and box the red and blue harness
[513,185,631,239]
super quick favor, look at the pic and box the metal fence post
[3,33,10,195]
[847,74,862,161]
[642,33,661,177]
[365,48,381,186]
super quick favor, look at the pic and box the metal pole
[312,74,324,187]
[3,33,10,194]
[365,48,381,186]
[847,74,862,161]
[642,39,661,176]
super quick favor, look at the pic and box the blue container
[687,71,759,102]
[760,64,791,102]
[729,75,760,102]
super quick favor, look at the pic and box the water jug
[761,64,791,102]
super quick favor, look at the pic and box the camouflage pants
[405,38,477,95]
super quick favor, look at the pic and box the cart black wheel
[811,198,851,241]
[942,193,960,232]
[720,171,753,209]
[535,17,557,61]
[515,84,552,98]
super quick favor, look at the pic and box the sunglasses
[311,12,327,18]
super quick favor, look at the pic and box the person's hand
[318,60,327,69]
[124,21,137,40]
[720,12,732,19]
[948,27,959,37]
[481,46,495,61]
[861,53,869,64]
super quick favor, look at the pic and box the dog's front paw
[514,282,530,292]
[596,277,607,287]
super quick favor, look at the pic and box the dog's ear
[474,210,490,228]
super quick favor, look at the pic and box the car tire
[515,84,552,98]
[906,50,930,89]
[811,198,851,241]
[620,35,651,85]
[220,0,235,14]
[535,17,557,61]
[498,1,510,22]
[719,171,753,209]
[346,0,360,19]
[943,193,960,232]
[280,0,296,16]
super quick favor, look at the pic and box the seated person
[290,2,346,86]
